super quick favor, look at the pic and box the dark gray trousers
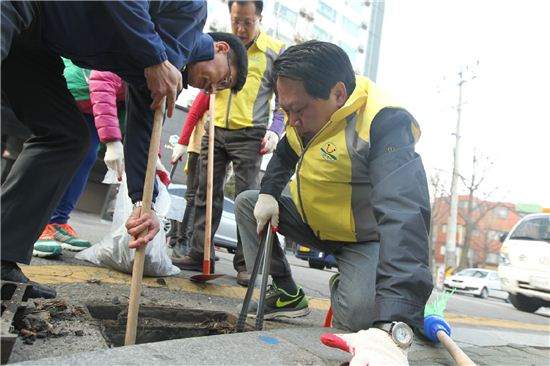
[188,126,265,272]
[235,190,379,332]
[1,1,90,263]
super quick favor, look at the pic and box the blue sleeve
[103,1,168,69]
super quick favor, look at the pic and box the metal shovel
[236,227,274,332]
[191,94,223,282]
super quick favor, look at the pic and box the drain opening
[86,304,239,347]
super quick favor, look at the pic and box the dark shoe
[172,255,214,273]
[1,261,57,299]
[236,271,250,287]
[242,284,309,319]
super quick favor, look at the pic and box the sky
[376,0,550,207]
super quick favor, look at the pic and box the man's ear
[214,41,230,54]
[332,81,348,108]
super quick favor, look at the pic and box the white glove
[171,143,187,164]
[104,141,124,180]
[260,130,279,155]
[320,329,409,366]
[156,158,171,186]
[253,193,279,235]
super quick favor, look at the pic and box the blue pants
[49,113,99,224]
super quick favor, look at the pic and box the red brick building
[430,196,525,268]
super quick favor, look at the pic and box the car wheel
[509,293,541,313]
[164,219,176,236]
[477,287,488,299]
[308,259,325,270]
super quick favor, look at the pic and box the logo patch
[320,142,337,161]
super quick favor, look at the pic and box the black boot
[1,261,57,299]
[172,205,195,258]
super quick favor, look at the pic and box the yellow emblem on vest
[321,142,337,161]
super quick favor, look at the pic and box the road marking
[23,265,550,333]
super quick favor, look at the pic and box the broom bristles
[424,288,456,317]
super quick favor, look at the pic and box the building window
[341,16,360,35]
[311,25,332,42]
[274,2,298,27]
[338,40,356,61]
[442,224,447,233]
[496,207,508,219]
[317,1,337,22]
[345,0,364,12]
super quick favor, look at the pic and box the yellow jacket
[284,76,421,241]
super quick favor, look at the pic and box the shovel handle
[124,99,165,346]
[437,330,476,366]
[203,94,215,274]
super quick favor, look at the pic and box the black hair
[228,1,263,16]
[273,41,356,100]
[209,32,248,93]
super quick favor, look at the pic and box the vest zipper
[225,93,233,128]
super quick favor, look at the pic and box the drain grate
[87,304,242,347]
[1,281,32,364]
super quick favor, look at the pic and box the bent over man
[235,41,432,365]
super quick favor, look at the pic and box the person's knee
[235,190,259,213]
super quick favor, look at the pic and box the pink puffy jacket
[88,71,126,143]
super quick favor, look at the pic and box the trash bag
[76,175,180,277]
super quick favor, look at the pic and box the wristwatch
[133,201,155,211]
[374,321,414,348]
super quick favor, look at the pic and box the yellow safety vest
[213,29,284,130]
[286,76,421,241]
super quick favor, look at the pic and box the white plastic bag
[76,175,180,277]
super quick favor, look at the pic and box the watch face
[392,323,413,347]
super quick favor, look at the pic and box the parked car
[162,184,238,253]
[293,243,338,270]
[498,213,550,313]
[444,268,508,300]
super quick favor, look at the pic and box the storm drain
[1,281,32,364]
[86,304,240,347]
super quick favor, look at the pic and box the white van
[498,213,550,313]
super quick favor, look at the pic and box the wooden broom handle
[203,94,215,274]
[124,98,166,346]
[437,330,476,366]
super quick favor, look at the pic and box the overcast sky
[376,0,550,207]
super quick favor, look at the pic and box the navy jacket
[40,1,214,201]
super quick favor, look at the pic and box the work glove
[104,141,124,181]
[320,329,409,366]
[171,143,187,164]
[253,193,279,235]
[156,158,171,187]
[260,130,279,155]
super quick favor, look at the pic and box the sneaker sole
[33,249,62,258]
[60,243,90,252]
[249,307,311,320]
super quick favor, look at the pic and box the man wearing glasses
[0,1,248,298]
[172,1,285,287]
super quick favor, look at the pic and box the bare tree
[428,170,448,276]
[456,152,501,270]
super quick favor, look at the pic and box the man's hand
[144,60,182,118]
[171,143,188,164]
[156,158,171,186]
[125,207,160,249]
[253,194,279,235]
[104,141,125,181]
[260,130,279,155]
[320,329,408,366]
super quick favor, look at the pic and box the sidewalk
[8,210,550,365]
[12,326,550,366]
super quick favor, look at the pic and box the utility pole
[444,62,478,270]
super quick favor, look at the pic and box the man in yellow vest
[235,42,432,365]
[172,1,285,287]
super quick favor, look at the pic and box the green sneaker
[51,223,91,251]
[247,284,310,319]
[33,224,62,258]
